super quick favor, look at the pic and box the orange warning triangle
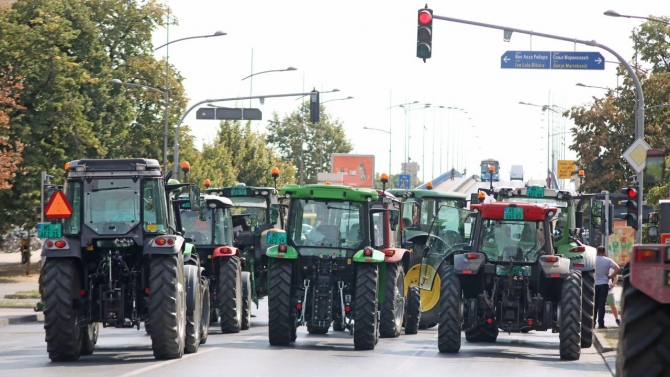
[45,191,73,219]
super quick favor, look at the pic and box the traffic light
[622,185,639,230]
[417,8,433,62]
[309,89,320,123]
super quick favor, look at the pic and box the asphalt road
[0,300,611,377]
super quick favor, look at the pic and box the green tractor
[266,183,410,349]
[387,188,467,328]
[492,186,597,348]
[173,192,248,334]
[205,183,285,317]
[40,159,205,361]
[420,201,584,360]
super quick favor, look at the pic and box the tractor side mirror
[648,225,659,243]
[189,185,202,212]
[389,210,399,231]
[270,204,280,225]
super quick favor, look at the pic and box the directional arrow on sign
[503,56,510,63]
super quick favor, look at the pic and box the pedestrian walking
[607,267,620,326]
[595,245,620,329]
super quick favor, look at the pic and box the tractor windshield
[501,197,569,240]
[181,207,233,246]
[478,219,546,263]
[230,197,267,225]
[83,178,141,235]
[402,197,462,232]
[288,199,365,250]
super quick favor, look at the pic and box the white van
[510,165,524,181]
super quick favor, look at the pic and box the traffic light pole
[603,191,610,248]
[429,12,646,243]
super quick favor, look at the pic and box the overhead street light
[604,10,670,25]
[111,79,168,168]
[154,28,226,173]
[576,82,610,90]
[242,67,297,106]
[322,96,354,104]
[386,101,419,175]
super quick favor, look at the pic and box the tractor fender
[381,247,409,264]
[453,252,486,274]
[405,233,428,247]
[630,246,670,304]
[143,236,185,255]
[241,271,251,298]
[184,264,200,315]
[212,246,240,258]
[41,237,82,259]
[352,248,385,263]
[538,255,571,278]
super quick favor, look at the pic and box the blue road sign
[398,174,411,189]
[501,51,605,70]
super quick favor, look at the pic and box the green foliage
[266,103,353,184]
[568,17,670,196]
[0,0,184,233]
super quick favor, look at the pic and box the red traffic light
[627,188,638,199]
[418,10,432,25]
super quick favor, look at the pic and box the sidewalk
[0,251,42,325]
[592,284,622,376]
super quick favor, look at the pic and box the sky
[151,0,667,184]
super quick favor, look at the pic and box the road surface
[0,300,611,377]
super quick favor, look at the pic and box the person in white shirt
[595,246,620,329]
[607,268,620,326]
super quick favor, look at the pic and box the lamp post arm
[154,33,225,51]
[118,82,166,95]
[241,69,287,81]
[364,127,390,134]
[173,90,338,175]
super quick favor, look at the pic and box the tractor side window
[143,179,168,233]
[63,180,81,235]
[389,209,399,247]
[402,199,417,229]
[214,208,233,245]
[371,212,385,248]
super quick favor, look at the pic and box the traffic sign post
[501,51,605,70]
[557,160,576,179]
[196,107,263,121]
[623,138,651,173]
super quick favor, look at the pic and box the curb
[0,313,44,327]
[593,331,615,376]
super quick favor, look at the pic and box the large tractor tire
[380,263,405,338]
[200,280,210,345]
[332,319,346,332]
[42,258,83,362]
[268,259,295,345]
[559,270,582,361]
[184,265,202,354]
[241,271,252,330]
[616,263,670,376]
[149,253,186,360]
[81,323,99,356]
[437,264,461,353]
[405,257,440,329]
[403,285,421,335]
[218,256,242,334]
[580,270,595,348]
[354,263,379,350]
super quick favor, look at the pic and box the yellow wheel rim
[404,263,440,312]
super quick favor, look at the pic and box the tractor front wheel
[437,264,461,353]
[354,263,379,350]
[380,263,404,338]
[580,270,595,348]
[149,254,186,360]
[218,256,242,334]
[268,260,294,345]
[184,265,202,354]
[241,271,252,330]
[403,285,421,335]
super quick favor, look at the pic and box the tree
[567,18,670,196]
[0,68,24,190]
[0,0,185,233]
[266,102,353,184]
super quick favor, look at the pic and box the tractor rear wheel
[616,263,670,376]
[333,319,346,331]
[241,271,252,330]
[403,285,421,335]
[218,256,242,334]
[149,254,186,360]
[42,258,83,362]
[380,263,404,338]
[268,259,294,345]
[184,265,202,354]
[559,270,582,361]
[438,264,461,353]
[580,270,595,348]
[354,263,379,350]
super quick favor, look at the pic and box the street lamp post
[322,96,353,105]
[363,127,391,179]
[520,101,560,186]
[422,103,432,183]
[154,27,226,171]
[388,101,419,175]
[398,103,430,170]
[242,67,297,106]
[604,10,670,25]
[576,82,611,91]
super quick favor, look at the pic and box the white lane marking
[118,347,219,377]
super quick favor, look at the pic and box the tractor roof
[471,202,557,221]
[281,184,379,202]
[387,189,466,200]
[67,158,161,173]
[205,186,279,198]
[495,186,577,202]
